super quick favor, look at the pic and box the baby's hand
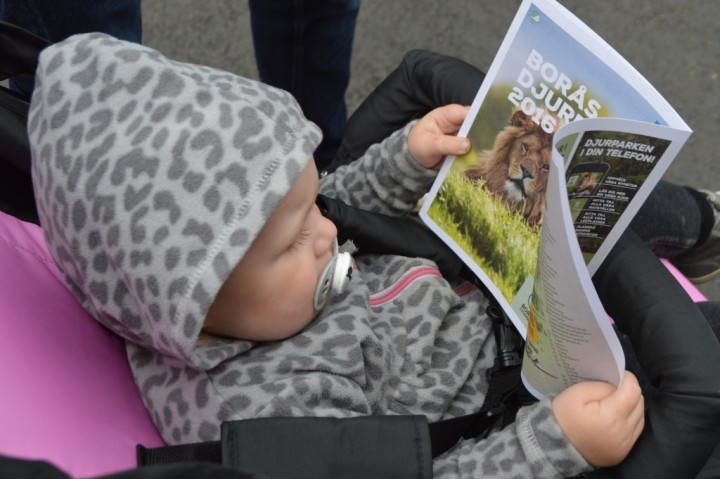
[407,104,471,170]
[552,371,644,467]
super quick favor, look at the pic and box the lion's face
[576,172,598,194]
[503,131,551,205]
[464,108,555,226]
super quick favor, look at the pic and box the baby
[29,33,642,478]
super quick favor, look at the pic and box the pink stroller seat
[0,210,164,478]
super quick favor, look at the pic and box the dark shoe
[672,190,720,283]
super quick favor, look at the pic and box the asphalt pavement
[142,0,720,299]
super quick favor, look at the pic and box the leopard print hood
[29,33,321,370]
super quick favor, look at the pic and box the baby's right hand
[551,371,644,467]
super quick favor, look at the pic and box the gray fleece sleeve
[433,398,592,478]
[319,121,437,216]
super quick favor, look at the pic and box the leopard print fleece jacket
[29,33,590,478]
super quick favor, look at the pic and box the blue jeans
[0,0,142,98]
[3,0,355,169]
[249,0,360,170]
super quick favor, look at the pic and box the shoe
[671,189,720,284]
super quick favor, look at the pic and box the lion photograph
[569,172,599,198]
[423,106,559,301]
[464,108,555,227]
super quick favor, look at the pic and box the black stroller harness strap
[138,441,221,466]
[139,416,434,479]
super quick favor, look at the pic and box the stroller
[1,22,720,479]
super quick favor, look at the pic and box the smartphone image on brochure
[567,162,610,222]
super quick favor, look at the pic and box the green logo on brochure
[530,11,540,23]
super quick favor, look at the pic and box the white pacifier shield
[313,240,352,310]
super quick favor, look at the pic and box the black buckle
[486,303,523,370]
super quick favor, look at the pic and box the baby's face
[203,161,338,341]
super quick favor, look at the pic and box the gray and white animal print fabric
[30,34,590,478]
[30,33,320,370]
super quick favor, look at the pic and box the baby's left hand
[407,104,471,170]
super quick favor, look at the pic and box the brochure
[418,0,691,397]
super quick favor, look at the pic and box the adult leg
[631,181,720,282]
[0,0,142,98]
[249,0,360,171]
[630,181,711,257]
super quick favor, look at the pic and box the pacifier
[313,239,353,310]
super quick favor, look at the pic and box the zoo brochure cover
[419,0,691,397]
